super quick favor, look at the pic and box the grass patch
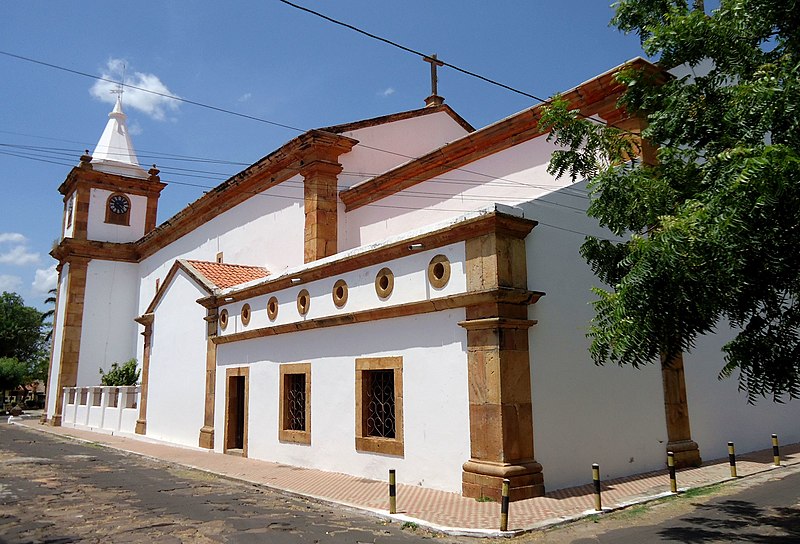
[401,521,418,531]
[475,495,495,502]
[679,483,725,499]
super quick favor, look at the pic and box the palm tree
[41,288,56,342]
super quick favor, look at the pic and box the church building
[44,58,798,500]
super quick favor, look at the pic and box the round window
[297,289,311,316]
[427,254,451,289]
[374,267,394,299]
[267,296,279,321]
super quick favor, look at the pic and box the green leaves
[99,358,140,386]
[544,0,800,401]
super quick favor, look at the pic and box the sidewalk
[14,419,800,536]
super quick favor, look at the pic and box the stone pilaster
[459,214,544,501]
[134,313,154,435]
[661,352,701,467]
[50,257,90,426]
[199,308,218,449]
[302,160,342,263]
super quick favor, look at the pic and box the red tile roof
[186,260,269,289]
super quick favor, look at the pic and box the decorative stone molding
[134,313,154,435]
[374,267,394,299]
[459,214,546,502]
[296,289,310,316]
[199,308,218,449]
[332,279,348,308]
[49,257,90,427]
[267,296,279,321]
[427,254,451,289]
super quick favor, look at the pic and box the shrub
[99,358,140,386]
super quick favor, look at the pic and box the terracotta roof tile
[186,260,269,289]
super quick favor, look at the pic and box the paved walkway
[13,418,800,536]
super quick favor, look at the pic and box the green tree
[99,359,140,386]
[540,1,800,402]
[0,292,45,363]
[0,357,28,393]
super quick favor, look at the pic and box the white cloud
[0,232,27,244]
[90,58,180,121]
[378,87,396,97]
[0,274,22,293]
[128,120,143,136]
[0,245,40,266]
[238,92,252,103]
[31,264,58,296]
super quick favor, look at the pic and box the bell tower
[45,95,165,425]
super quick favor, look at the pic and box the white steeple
[90,93,148,179]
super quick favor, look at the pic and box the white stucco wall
[86,188,147,242]
[215,309,470,493]
[77,260,140,386]
[684,327,800,460]
[518,187,800,490]
[145,269,208,447]
[138,180,305,317]
[342,136,567,249]
[45,263,70,418]
[337,111,470,192]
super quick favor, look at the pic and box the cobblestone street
[0,424,459,543]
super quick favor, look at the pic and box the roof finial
[109,64,126,111]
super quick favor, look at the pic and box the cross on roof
[424,54,444,97]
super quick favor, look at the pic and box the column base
[135,419,147,435]
[49,414,62,427]
[462,459,545,501]
[198,426,215,449]
[39,413,49,425]
[668,439,701,468]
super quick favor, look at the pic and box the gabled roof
[339,57,669,211]
[319,104,474,134]
[144,259,270,314]
[186,260,270,289]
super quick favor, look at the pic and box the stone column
[199,308,218,449]
[301,160,342,263]
[661,352,701,467]
[134,313,154,435]
[50,257,89,426]
[459,214,544,501]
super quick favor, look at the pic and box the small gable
[186,260,270,289]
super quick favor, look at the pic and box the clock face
[109,195,130,215]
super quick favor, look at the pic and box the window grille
[286,373,306,431]
[366,370,395,438]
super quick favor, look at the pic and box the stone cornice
[136,130,358,259]
[214,287,543,345]
[197,209,537,306]
[59,167,167,200]
[50,238,138,263]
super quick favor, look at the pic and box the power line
[0,50,305,134]
[277,0,549,103]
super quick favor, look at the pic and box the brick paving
[15,419,800,535]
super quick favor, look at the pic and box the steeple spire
[89,89,148,179]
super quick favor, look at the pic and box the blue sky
[0,1,645,309]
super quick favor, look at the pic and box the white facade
[46,61,799,498]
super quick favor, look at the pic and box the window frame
[355,356,404,456]
[279,363,311,444]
